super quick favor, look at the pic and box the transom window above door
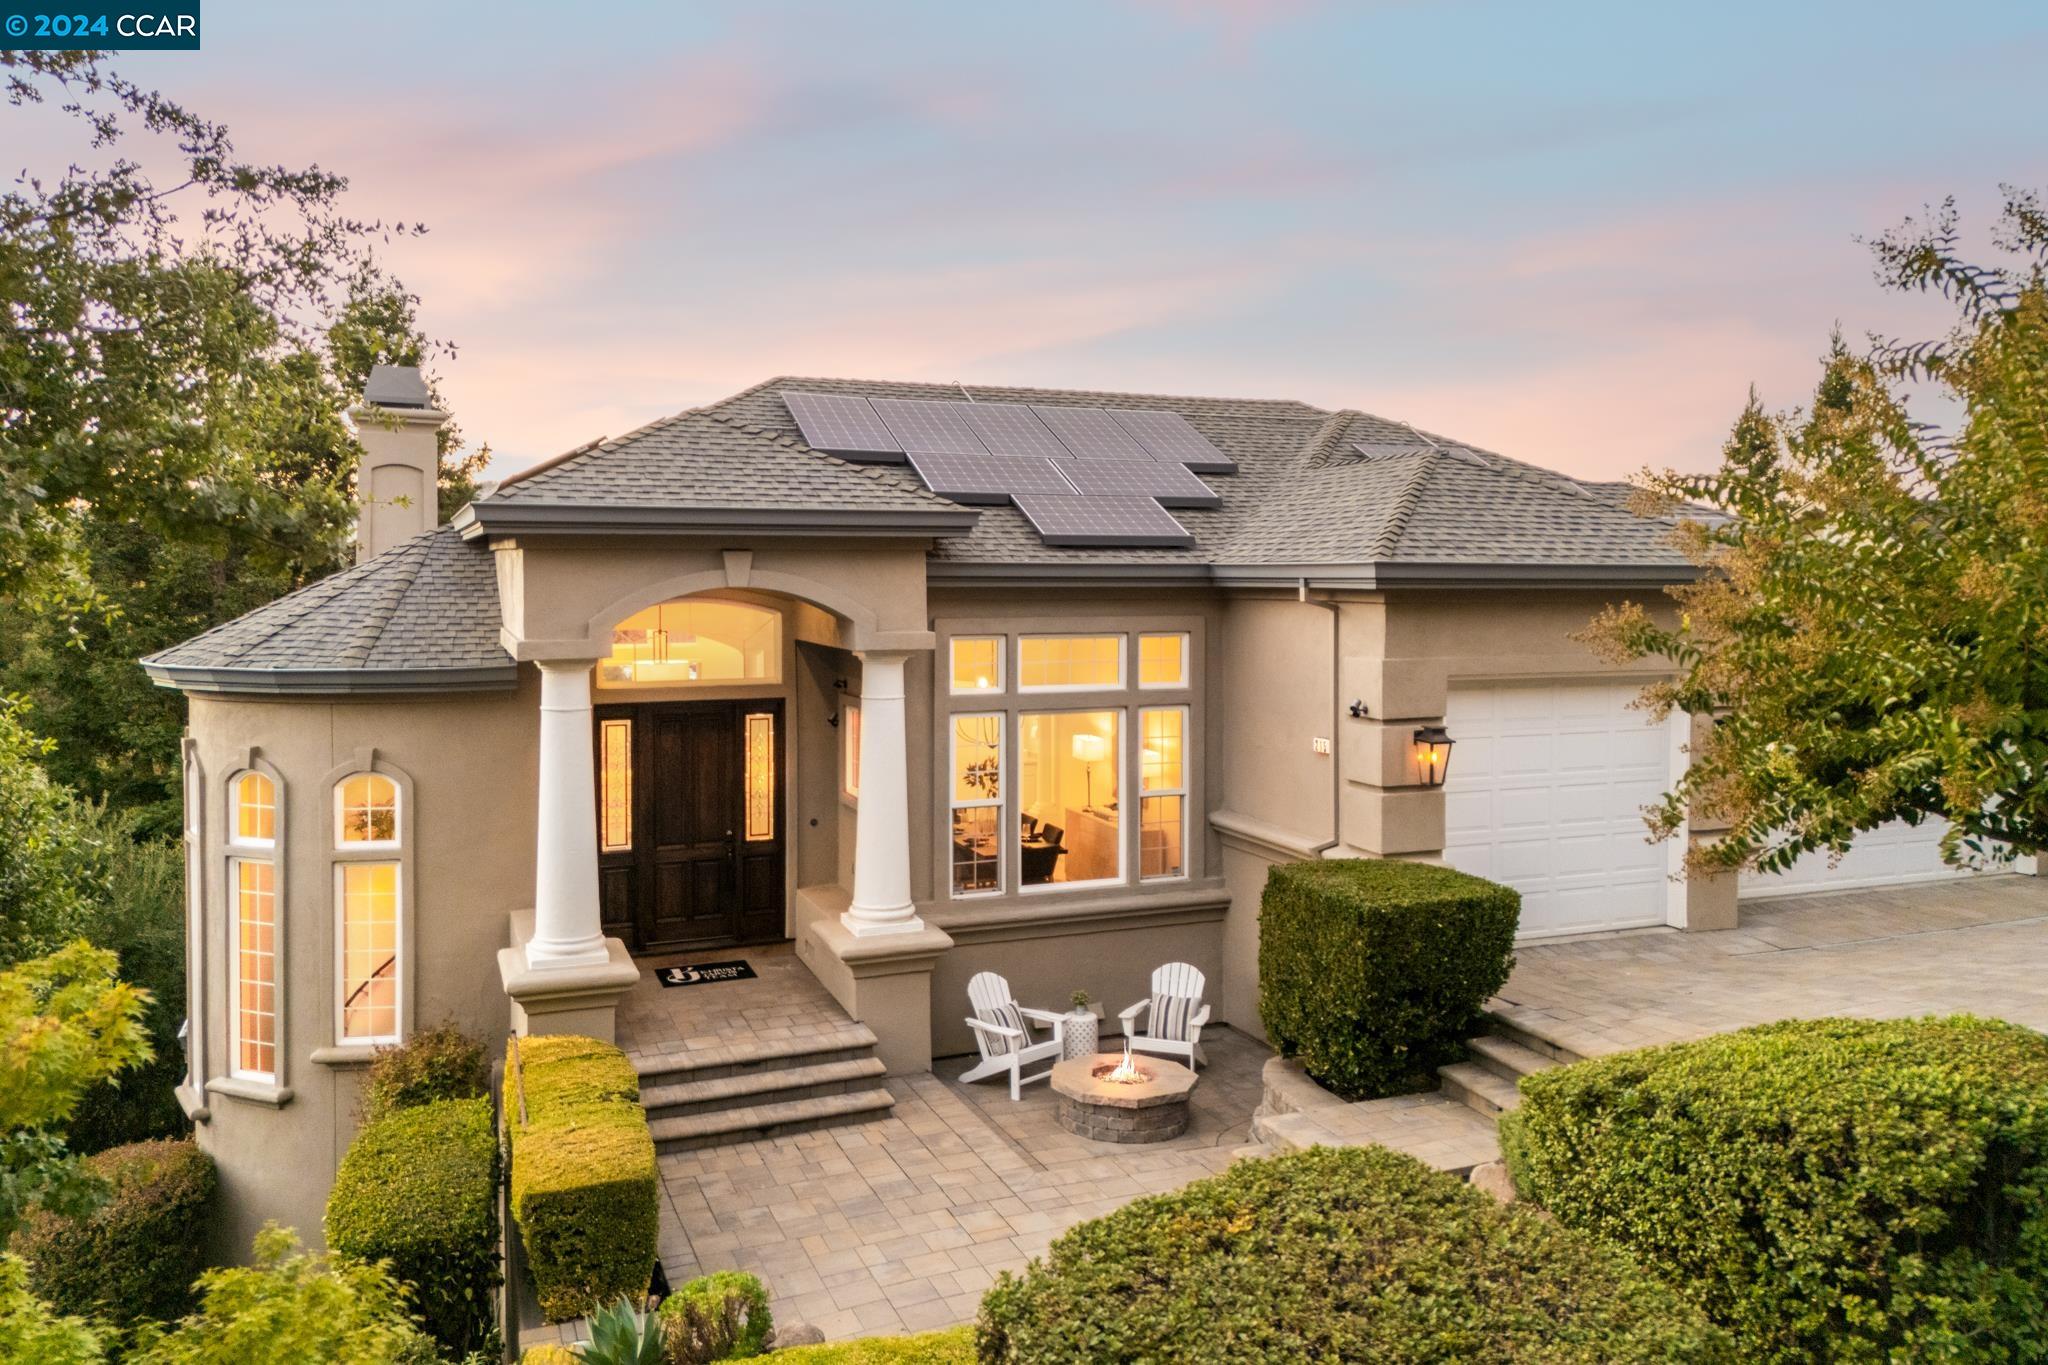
[600,600,781,687]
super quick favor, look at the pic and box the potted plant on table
[1065,990,1103,1060]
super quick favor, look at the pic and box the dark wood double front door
[595,700,786,953]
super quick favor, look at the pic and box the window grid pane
[950,637,1002,693]
[1138,633,1187,688]
[951,807,1001,896]
[1139,707,1187,880]
[340,862,399,1042]
[1019,636,1122,690]
[950,714,1002,897]
[1019,710,1120,886]
[744,712,775,842]
[339,773,398,844]
[235,772,276,843]
[1141,795,1185,879]
[600,719,633,852]
[235,858,276,1078]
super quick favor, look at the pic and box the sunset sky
[55,1,2048,480]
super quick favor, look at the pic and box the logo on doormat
[655,960,758,988]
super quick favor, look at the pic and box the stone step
[1482,1012,1587,1067]
[630,1022,881,1088]
[1439,1061,1523,1119]
[641,1056,888,1121]
[1466,1034,1558,1086]
[649,1086,896,1152]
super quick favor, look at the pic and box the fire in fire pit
[1098,1040,1148,1085]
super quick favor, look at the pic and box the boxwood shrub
[325,1095,501,1358]
[16,1137,215,1329]
[1258,858,1519,1099]
[977,1145,1730,1363]
[508,1033,658,1323]
[1501,1015,2048,1363]
[656,1270,771,1361]
[360,1020,490,1122]
[771,1326,973,1362]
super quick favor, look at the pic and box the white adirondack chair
[1119,962,1210,1068]
[960,971,1068,1100]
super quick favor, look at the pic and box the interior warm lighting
[1071,732,1109,811]
[602,599,780,687]
[1414,725,1456,787]
[649,627,670,663]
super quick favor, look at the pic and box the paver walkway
[1496,874,2048,1058]
[651,1027,1268,1341]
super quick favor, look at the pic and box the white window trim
[334,861,403,1048]
[948,635,1006,696]
[1016,633,1127,693]
[334,773,402,851]
[229,770,276,851]
[1017,707,1126,895]
[1137,633,1191,691]
[948,713,1004,899]
[1139,705,1190,882]
[228,853,279,1085]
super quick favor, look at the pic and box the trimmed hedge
[325,1095,501,1357]
[1258,858,1519,1099]
[657,1270,771,1361]
[1502,1015,2048,1363]
[770,1326,972,1362]
[361,1021,490,1122]
[509,1033,659,1323]
[16,1137,215,1329]
[977,1145,1730,1363]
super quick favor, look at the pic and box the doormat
[654,959,758,988]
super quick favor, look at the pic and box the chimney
[351,364,451,563]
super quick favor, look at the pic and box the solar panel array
[781,390,1238,547]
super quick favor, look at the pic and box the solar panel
[1053,457,1221,509]
[1029,405,1149,460]
[907,452,1077,505]
[1110,408,1237,474]
[957,401,1070,459]
[869,398,990,455]
[781,392,905,463]
[1011,494,1193,547]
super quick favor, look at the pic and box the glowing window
[338,862,400,1043]
[1138,633,1188,688]
[950,637,1003,693]
[1019,711,1120,887]
[233,771,276,845]
[232,858,277,1081]
[599,600,781,687]
[337,773,399,846]
[949,714,1002,897]
[744,712,775,842]
[842,704,861,800]
[1018,636,1122,690]
[600,719,632,852]
[1140,707,1187,880]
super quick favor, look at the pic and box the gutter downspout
[1300,578,1343,858]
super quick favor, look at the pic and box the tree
[0,942,153,1244]
[1586,186,2048,873]
[0,698,109,964]
[0,1253,105,1365]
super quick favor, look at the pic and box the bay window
[335,771,403,1046]
[227,770,278,1083]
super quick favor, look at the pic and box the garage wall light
[1413,725,1455,787]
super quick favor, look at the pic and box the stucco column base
[501,911,638,1043]
[1676,862,1740,932]
[795,886,952,1076]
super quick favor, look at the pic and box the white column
[843,650,926,937]
[528,659,612,969]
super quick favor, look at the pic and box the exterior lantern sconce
[1413,725,1455,787]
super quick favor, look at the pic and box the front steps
[633,1021,895,1153]
[1438,1032,1561,1119]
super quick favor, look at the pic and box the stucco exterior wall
[186,676,539,1259]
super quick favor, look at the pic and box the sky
[48,0,2048,481]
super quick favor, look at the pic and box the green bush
[0,1252,107,1364]
[1501,1015,2048,1363]
[508,1034,658,1323]
[770,1326,972,1362]
[977,1146,1729,1364]
[1258,858,1519,1099]
[326,1096,501,1357]
[361,1021,490,1122]
[657,1270,770,1361]
[16,1137,215,1329]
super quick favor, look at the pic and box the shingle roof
[148,375,1694,692]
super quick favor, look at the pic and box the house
[142,369,2010,1254]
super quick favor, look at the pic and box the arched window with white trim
[226,770,279,1082]
[334,772,402,1045]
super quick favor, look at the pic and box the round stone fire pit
[1050,1050,1198,1143]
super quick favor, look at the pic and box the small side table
[1061,1010,1099,1061]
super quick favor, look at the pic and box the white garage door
[1443,680,1674,939]
[1740,817,1993,899]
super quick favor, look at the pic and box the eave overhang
[140,660,521,698]
[928,558,1699,591]
[452,501,980,542]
